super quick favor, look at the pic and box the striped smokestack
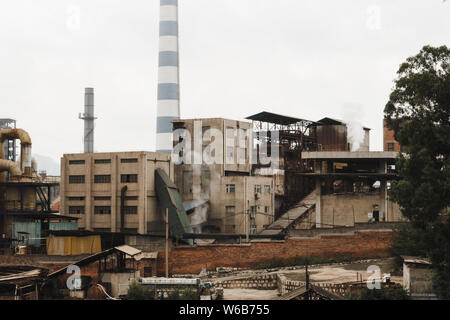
[156,0,180,154]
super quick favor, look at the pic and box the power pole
[246,201,250,243]
[165,208,169,278]
[305,262,310,301]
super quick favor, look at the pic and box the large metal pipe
[0,128,32,179]
[0,159,22,177]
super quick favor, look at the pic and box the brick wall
[156,231,393,275]
[383,120,401,152]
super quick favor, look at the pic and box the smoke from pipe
[341,103,365,151]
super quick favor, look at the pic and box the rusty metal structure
[314,117,349,152]
[0,126,76,253]
[246,111,318,216]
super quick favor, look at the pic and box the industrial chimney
[79,88,96,153]
[156,0,180,154]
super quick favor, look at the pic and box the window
[120,158,138,163]
[250,225,257,235]
[264,206,270,214]
[121,174,138,183]
[68,196,85,201]
[95,159,111,164]
[94,206,111,214]
[69,206,85,214]
[250,206,256,219]
[69,175,85,184]
[226,146,234,158]
[264,185,271,193]
[226,127,235,139]
[124,196,138,201]
[94,175,111,183]
[387,143,395,151]
[202,126,211,140]
[238,148,246,162]
[225,206,235,216]
[69,160,85,165]
[254,185,261,194]
[183,171,193,194]
[201,170,211,194]
[94,196,111,201]
[226,184,235,193]
[144,267,153,278]
[123,206,138,215]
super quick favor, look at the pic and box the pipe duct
[0,128,32,178]
[0,159,22,177]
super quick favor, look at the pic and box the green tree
[384,45,450,298]
[127,281,153,300]
[348,286,410,300]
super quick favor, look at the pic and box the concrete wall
[100,271,139,297]
[318,193,403,228]
[172,118,275,234]
[61,151,172,234]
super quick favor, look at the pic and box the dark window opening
[94,206,111,214]
[69,175,85,184]
[69,206,85,214]
[69,160,85,165]
[121,174,138,183]
[94,175,111,183]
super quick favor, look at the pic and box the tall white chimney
[156,0,180,154]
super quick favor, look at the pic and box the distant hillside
[33,154,60,176]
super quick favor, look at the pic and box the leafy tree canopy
[384,45,450,298]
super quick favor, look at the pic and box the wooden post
[165,208,169,278]
[35,282,39,300]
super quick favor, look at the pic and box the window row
[225,205,271,217]
[225,184,271,193]
[68,206,138,215]
[68,196,139,201]
[68,174,138,184]
[69,158,138,165]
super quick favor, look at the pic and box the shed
[402,256,436,299]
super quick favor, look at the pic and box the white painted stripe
[158,66,179,84]
[160,5,177,21]
[157,100,179,117]
[156,132,174,150]
[159,36,178,52]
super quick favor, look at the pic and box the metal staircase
[260,190,317,235]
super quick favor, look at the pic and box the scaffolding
[246,111,318,216]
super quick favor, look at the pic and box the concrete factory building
[60,151,172,234]
[172,118,275,234]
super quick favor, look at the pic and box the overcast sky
[1,0,449,170]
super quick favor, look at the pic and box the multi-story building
[172,118,275,234]
[60,151,172,234]
[383,120,404,152]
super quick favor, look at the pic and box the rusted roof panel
[246,111,316,125]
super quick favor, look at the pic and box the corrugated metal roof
[134,252,158,261]
[114,245,142,257]
[246,111,315,125]
[402,256,432,265]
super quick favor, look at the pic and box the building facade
[172,118,275,234]
[60,151,173,234]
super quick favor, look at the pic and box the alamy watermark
[171,120,280,169]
